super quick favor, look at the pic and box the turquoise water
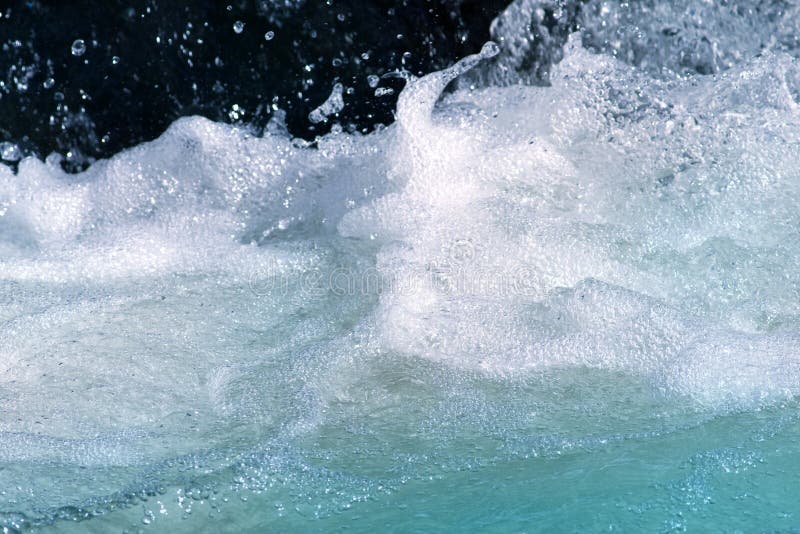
[21,364,800,531]
[4,10,800,532]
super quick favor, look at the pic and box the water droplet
[309,83,345,124]
[71,39,86,56]
[0,142,21,162]
[264,31,275,41]
[229,103,244,121]
[233,21,244,34]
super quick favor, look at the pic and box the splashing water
[308,83,345,124]
[3,10,800,533]
[70,39,86,57]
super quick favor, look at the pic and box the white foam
[341,35,800,409]
[2,33,800,494]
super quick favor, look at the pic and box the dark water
[0,0,515,171]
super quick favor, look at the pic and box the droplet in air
[264,31,275,41]
[0,142,21,162]
[229,103,243,121]
[309,83,345,124]
[71,39,86,56]
[233,21,245,34]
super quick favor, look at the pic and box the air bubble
[233,21,245,34]
[264,31,275,41]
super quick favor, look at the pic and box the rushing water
[4,1,800,531]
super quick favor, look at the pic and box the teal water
[22,363,800,531]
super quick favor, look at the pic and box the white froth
[342,35,800,408]
[2,34,800,522]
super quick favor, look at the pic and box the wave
[3,2,800,529]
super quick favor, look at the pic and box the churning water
[4,0,800,531]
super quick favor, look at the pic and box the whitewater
[4,2,800,531]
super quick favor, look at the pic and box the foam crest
[341,36,800,409]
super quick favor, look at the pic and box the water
[308,83,345,124]
[0,1,504,172]
[69,40,86,57]
[4,1,800,532]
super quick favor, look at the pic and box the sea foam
[2,24,800,529]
